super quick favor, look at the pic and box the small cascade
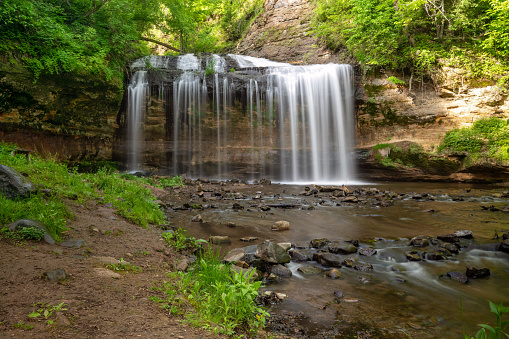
[127,71,148,171]
[125,54,356,183]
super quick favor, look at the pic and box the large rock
[359,247,377,256]
[0,165,35,200]
[313,252,342,267]
[447,271,468,284]
[410,235,429,247]
[454,230,473,239]
[326,268,342,279]
[289,249,311,262]
[224,248,246,263]
[255,241,290,264]
[328,242,358,255]
[466,265,490,279]
[269,264,292,278]
[7,219,55,244]
[497,239,509,254]
[310,238,329,249]
[272,220,290,231]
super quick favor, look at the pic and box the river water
[169,181,509,337]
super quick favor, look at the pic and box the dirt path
[0,200,223,338]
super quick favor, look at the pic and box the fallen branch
[140,37,180,53]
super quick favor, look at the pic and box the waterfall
[126,54,356,183]
[127,71,148,171]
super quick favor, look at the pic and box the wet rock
[277,242,292,251]
[240,236,258,242]
[297,266,323,274]
[328,242,358,255]
[209,235,231,245]
[94,268,121,279]
[438,242,459,254]
[342,196,358,203]
[0,164,36,200]
[466,265,490,279]
[447,271,468,284]
[270,264,292,278]
[410,235,429,247]
[503,232,509,240]
[272,220,290,231]
[260,205,271,211]
[191,214,203,222]
[258,178,271,185]
[310,238,329,249]
[44,269,67,282]
[359,247,377,256]
[289,249,310,261]
[301,205,314,210]
[497,239,509,254]
[333,291,344,298]
[227,221,237,227]
[354,262,373,271]
[255,241,291,264]
[358,276,374,284]
[326,268,342,279]
[224,248,246,263]
[313,252,342,267]
[425,251,447,260]
[60,239,86,248]
[345,239,360,247]
[454,230,473,239]
[232,202,244,210]
[230,265,260,281]
[341,257,358,268]
[406,251,422,261]
[437,234,459,243]
[7,219,55,245]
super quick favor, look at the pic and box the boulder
[447,271,468,284]
[359,247,377,256]
[272,220,290,231]
[297,266,323,274]
[466,265,490,279]
[310,238,330,249]
[410,235,429,247]
[0,164,36,200]
[277,242,292,251]
[270,264,292,278]
[437,234,459,243]
[7,219,55,244]
[425,251,447,261]
[326,268,342,279]
[223,248,246,263]
[289,249,311,262]
[454,230,474,239]
[313,252,342,267]
[255,241,291,264]
[328,242,358,255]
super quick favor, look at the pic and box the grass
[106,258,142,273]
[0,142,173,240]
[152,236,269,336]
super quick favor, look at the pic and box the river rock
[224,248,246,263]
[310,238,329,249]
[503,232,509,240]
[447,271,468,284]
[333,291,344,298]
[270,264,292,278]
[359,247,377,256]
[341,257,358,268]
[210,235,231,245]
[438,242,459,254]
[227,222,237,228]
[328,242,358,255]
[0,164,36,200]
[405,251,422,261]
[354,262,373,271]
[255,241,291,264]
[497,239,509,254]
[437,234,459,243]
[313,252,342,267]
[466,265,490,279]
[7,219,55,244]
[410,235,429,247]
[425,251,447,260]
[289,249,311,261]
[258,178,271,185]
[240,236,258,242]
[342,196,358,203]
[454,230,473,239]
[272,220,290,231]
[297,266,323,274]
[191,214,203,222]
[326,268,342,279]
[44,269,67,282]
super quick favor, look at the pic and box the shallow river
[169,182,509,337]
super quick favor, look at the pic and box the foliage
[12,321,34,330]
[0,227,46,241]
[28,302,67,325]
[0,142,167,240]
[438,118,509,162]
[161,228,206,252]
[106,258,142,273]
[465,301,509,339]
[312,0,509,89]
[387,76,406,85]
[220,0,264,42]
[151,247,268,336]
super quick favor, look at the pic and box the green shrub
[1,226,46,241]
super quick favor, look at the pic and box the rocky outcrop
[0,55,122,160]
[0,164,35,200]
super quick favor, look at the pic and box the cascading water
[125,54,356,183]
[127,71,148,171]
